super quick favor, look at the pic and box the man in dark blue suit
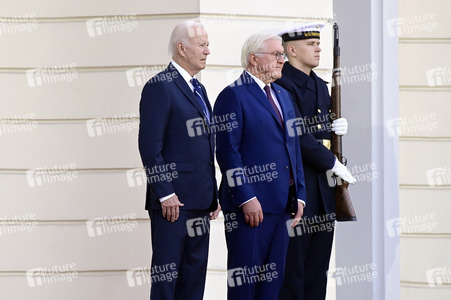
[138,21,220,300]
[276,23,356,300]
[214,33,306,300]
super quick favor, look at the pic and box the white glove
[331,158,356,184]
[331,118,348,135]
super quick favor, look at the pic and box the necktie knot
[191,78,201,88]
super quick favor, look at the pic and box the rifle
[331,23,357,222]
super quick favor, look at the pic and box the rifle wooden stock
[331,23,357,222]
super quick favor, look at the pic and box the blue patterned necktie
[191,78,210,124]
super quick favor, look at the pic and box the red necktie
[264,85,294,185]
[264,85,283,128]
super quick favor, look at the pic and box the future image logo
[426,167,451,186]
[125,65,169,87]
[426,267,451,287]
[287,214,336,237]
[26,63,78,87]
[0,113,38,136]
[126,264,178,287]
[86,213,138,237]
[26,263,78,287]
[186,117,207,137]
[86,114,138,137]
[0,213,38,236]
[386,213,438,237]
[26,163,78,187]
[0,13,38,36]
[328,263,377,287]
[86,14,138,37]
[226,164,278,187]
[186,217,210,237]
[227,263,278,287]
[426,67,451,87]
[386,113,438,138]
[386,13,438,37]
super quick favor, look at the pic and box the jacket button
[317,108,322,113]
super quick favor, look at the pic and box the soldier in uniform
[276,23,356,300]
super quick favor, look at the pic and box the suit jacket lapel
[169,64,214,155]
[199,84,215,156]
[200,84,213,115]
[273,84,293,140]
[273,84,290,124]
[243,72,283,131]
[170,63,207,120]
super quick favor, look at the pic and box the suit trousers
[225,209,292,300]
[148,210,210,300]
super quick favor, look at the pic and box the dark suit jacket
[276,62,336,221]
[138,63,218,211]
[214,71,306,214]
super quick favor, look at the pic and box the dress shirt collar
[171,60,197,91]
[245,70,283,117]
[245,70,270,91]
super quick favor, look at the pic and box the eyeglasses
[255,51,286,61]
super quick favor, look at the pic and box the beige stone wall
[398,0,451,298]
[0,1,334,299]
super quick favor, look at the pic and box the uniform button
[317,108,322,113]
[285,166,289,169]
[329,109,332,113]
[318,124,322,129]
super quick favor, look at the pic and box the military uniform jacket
[276,62,336,222]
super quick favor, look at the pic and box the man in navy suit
[138,21,220,300]
[276,23,356,300]
[214,33,306,300]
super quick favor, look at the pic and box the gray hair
[168,20,206,56]
[241,33,282,68]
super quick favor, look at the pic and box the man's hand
[331,118,348,136]
[242,198,263,227]
[332,158,357,184]
[290,202,304,228]
[161,195,184,222]
[210,202,221,220]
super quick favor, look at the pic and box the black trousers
[279,220,335,300]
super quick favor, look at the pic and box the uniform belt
[317,139,331,150]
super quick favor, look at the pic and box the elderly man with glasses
[214,33,306,300]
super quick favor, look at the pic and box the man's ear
[248,53,258,67]
[287,44,296,57]
[177,42,185,57]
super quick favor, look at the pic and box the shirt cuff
[239,196,256,207]
[160,193,175,202]
[298,199,306,207]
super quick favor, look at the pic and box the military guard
[276,23,356,300]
